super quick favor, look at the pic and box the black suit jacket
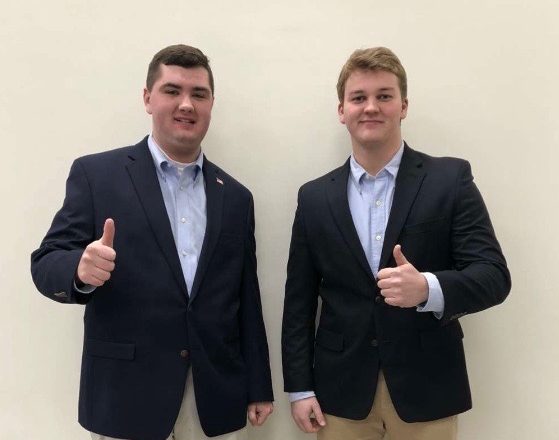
[282,144,510,422]
[31,137,273,439]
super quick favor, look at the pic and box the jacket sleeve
[434,161,511,322]
[239,194,274,403]
[31,159,96,304]
[282,187,321,392]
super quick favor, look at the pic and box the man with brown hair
[32,44,273,440]
[282,47,510,440]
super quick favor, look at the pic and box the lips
[174,117,196,125]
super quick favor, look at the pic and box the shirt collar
[147,134,204,181]
[349,141,405,185]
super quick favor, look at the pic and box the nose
[179,96,194,112]
[364,98,379,113]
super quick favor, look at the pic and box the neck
[162,147,200,166]
[152,135,201,164]
[352,139,402,176]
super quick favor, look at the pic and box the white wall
[1,0,558,438]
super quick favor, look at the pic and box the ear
[338,102,346,125]
[143,87,152,115]
[400,97,408,120]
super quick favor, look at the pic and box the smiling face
[338,69,408,153]
[143,64,214,162]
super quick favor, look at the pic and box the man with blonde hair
[282,47,510,440]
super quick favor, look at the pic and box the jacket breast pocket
[84,339,135,361]
[402,217,447,235]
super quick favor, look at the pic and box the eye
[351,95,365,103]
[378,94,392,101]
[165,89,179,96]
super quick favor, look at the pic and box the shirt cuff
[416,272,444,319]
[73,280,96,294]
[289,391,316,402]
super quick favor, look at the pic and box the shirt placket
[176,168,196,293]
[371,173,389,275]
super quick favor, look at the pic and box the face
[338,69,408,152]
[144,64,214,162]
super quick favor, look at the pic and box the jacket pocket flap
[85,339,135,361]
[403,217,446,235]
[420,323,464,349]
[315,327,344,352]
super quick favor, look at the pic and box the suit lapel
[189,158,224,302]
[379,144,426,269]
[327,160,375,279]
[125,138,188,296]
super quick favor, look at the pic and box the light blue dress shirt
[147,135,206,295]
[289,142,444,403]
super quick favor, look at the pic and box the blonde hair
[337,47,407,102]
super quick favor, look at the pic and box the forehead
[153,64,211,88]
[345,69,400,94]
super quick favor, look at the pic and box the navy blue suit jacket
[31,137,273,439]
[282,144,510,422]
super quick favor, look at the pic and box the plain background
[2,0,558,438]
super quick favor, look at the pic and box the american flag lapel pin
[216,177,224,185]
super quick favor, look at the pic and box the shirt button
[181,217,186,223]
[371,339,379,347]
[181,250,187,256]
[375,235,382,241]
[375,295,383,304]
[179,349,189,359]
[179,186,184,191]
[376,200,382,207]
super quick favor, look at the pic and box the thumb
[100,218,115,248]
[313,401,326,427]
[247,404,257,425]
[393,244,408,266]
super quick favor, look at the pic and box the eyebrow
[160,83,211,94]
[192,86,211,94]
[348,87,396,95]
[161,82,181,90]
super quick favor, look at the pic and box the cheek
[198,107,213,122]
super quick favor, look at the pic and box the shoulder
[204,158,253,200]
[74,137,147,169]
[406,146,472,179]
[298,161,348,199]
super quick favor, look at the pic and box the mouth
[360,120,383,125]
[174,117,196,125]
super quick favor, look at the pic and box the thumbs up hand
[76,219,117,287]
[376,245,428,308]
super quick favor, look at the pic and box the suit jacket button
[371,339,379,347]
[375,295,383,304]
[179,349,189,359]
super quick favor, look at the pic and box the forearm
[30,159,96,304]
[240,195,274,403]
[31,247,91,304]
[282,201,321,391]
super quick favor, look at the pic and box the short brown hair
[146,44,214,94]
[337,47,407,102]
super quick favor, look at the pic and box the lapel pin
[216,177,224,185]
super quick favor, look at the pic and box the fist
[247,401,273,426]
[76,218,116,287]
[376,245,428,308]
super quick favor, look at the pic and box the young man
[31,44,273,440]
[282,47,510,440]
